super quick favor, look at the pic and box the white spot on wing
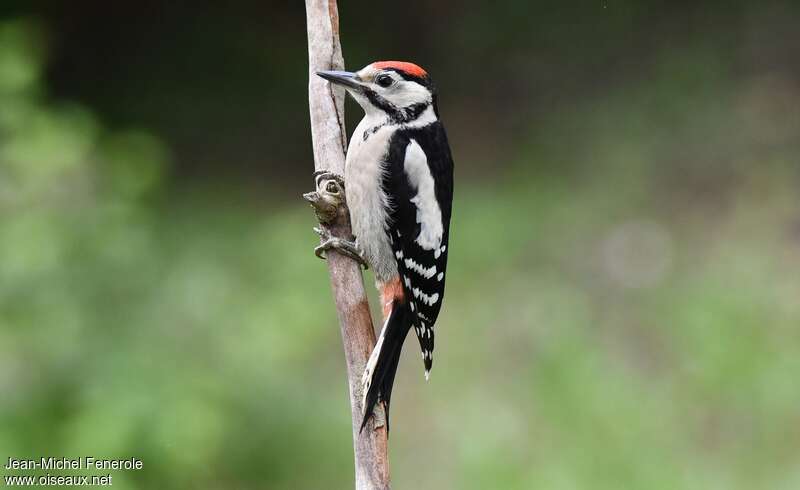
[411,287,440,306]
[437,272,444,281]
[404,257,437,279]
[404,140,443,251]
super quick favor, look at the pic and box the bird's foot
[313,226,368,269]
[303,170,346,225]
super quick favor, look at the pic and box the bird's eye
[375,74,394,87]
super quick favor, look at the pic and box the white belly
[345,119,397,282]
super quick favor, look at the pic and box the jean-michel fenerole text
[5,457,143,471]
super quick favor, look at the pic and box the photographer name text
[5,457,143,471]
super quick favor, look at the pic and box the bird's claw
[304,170,346,225]
[313,169,345,190]
[313,226,368,269]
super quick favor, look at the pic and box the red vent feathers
[372,61,427,78]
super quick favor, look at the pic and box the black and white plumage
[383,123,452,370]
[317,61,454,430]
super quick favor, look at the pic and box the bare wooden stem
[304,1,391,489]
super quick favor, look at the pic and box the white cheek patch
[382,81,431,108]
[404,140,443,251]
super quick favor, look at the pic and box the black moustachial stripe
[361,100,430,142]
[362,86,430,125]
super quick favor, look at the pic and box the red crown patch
[372,61,428,78]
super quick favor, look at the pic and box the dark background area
[7,2,798,189]
[1,1,799,489]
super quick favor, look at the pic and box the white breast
[345,117,397,282]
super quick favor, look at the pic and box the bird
[315,61,454,430]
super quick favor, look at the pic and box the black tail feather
[377,336,404,433]
[360,300,412,432]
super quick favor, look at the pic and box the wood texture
[304,1,391,489]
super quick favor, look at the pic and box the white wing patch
[404,140,443,251]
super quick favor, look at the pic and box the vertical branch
[304,1,391,489]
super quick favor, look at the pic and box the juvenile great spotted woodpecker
[316,61,454,430]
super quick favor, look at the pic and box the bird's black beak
[316,70,361,90]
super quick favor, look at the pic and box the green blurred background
[1,1,799,489]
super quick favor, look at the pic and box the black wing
[382,121,454,374]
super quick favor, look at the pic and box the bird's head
[317,61,437,123]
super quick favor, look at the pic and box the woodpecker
[316,61,454,430]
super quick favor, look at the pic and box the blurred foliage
[1,3,800,489]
